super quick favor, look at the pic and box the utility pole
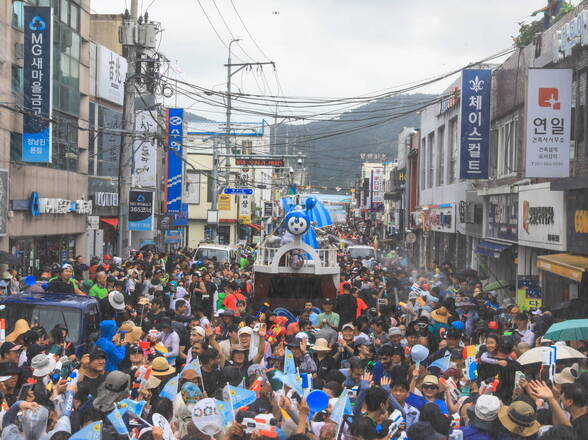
[210,136,219,243]
[118,0,139,258]
[224,40,274,243]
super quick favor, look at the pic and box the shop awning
[537,253,588,282]
[475,240,511,258]
[100,217,119,229]
[248,223,262,231]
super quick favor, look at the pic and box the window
[10,132,22,162]
[49,112,79,171]
[88,102,96,175]
[12,0,24,29]
[184,170,201,204]
[427,132,434,188]
[448,117,458,183]
[437,126,445,186]
[97,106,122,177]
[496,116,519,177]
[11,65,23,94]
[242,140,253,155]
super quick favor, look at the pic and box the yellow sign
[238,215,251,225]
[218,194,231,211]
[516,288,543,310]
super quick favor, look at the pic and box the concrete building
[1,0,92,271]
[184,121,271,246]
[417,78,473,271]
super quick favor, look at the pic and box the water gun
[249,376,264,397]
[451,413,461,429]
[479,376,500,395]
[62,369,79,417]
[266,316,288,344]
[242,413,279,439]
[439,377,460,402]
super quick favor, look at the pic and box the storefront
[10,235,78,275]
[517,184,569,311]
[476,193,518,294]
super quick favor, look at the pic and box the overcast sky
[91,0,575,121]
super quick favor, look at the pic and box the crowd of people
[0,236,586,440]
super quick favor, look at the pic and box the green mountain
[276,93,436,190]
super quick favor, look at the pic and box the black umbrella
[0,251,21,266]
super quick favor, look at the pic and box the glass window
[10,132,22,162]
[437,126,445,186]
[70,32,80,60]
[11,65,23,94]
[60,0,69,23]
[12,0,25,29]
[69,3,79,30]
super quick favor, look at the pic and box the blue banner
[460,69,491,179]
[166,108,184,212]
[128,190,153,231]
[23,6,53,163]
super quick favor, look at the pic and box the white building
[184,121,272,245]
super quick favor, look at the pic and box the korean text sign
[133,111,158,187]
[128,190,154,231]
[526,69,572,178]
[23,6,53,163]
[165,108,184,212]
[460,69,491,179]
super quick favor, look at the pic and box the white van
[193,244,238,263]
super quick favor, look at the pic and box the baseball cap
[342,323,355,331]
[238,326,253,336]
[191,326,205,337]
[388,327,402,337]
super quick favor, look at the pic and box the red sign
[235,158,284,167]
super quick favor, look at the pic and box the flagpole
[226,382,236,422]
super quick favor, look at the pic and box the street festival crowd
[0,230,587,440]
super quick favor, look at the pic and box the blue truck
[0,293,101,357]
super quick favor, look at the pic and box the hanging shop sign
[516,276,543,310]
[22,6,53,163]
[518,184,566,250]
[133,111,158,187]
[553,11,588,60]
[263,201,273,218]
[165,108,184,212]
[164,230,182,244]
[0,169,7,236]
[235,158,284,167]
[460,69,491,179]
[96,44,128,106]
[371,167,384,206]
[238,194,251,225]
[525,69,572,178]
[428,204,456,233]
[487,194,518,242]
[128,190,153,231]
[565,191,588,255]
[439,87,460,114]
[94,192,119,207]
[217,194,231,211]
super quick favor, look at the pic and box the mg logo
[538,88,561,110]
[169,116,182,126]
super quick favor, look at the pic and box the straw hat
[312,338,331,352]
[498,401,540,437]
[431,306,450,323]
[6,320,31,342]
[119,321,143,344]
[150,356,176,376]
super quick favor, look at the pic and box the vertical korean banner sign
[128,191,154,231]
[165,108,184,212]
[526,69,572,178]
[460,69,491,179]
[23,6,53,163]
